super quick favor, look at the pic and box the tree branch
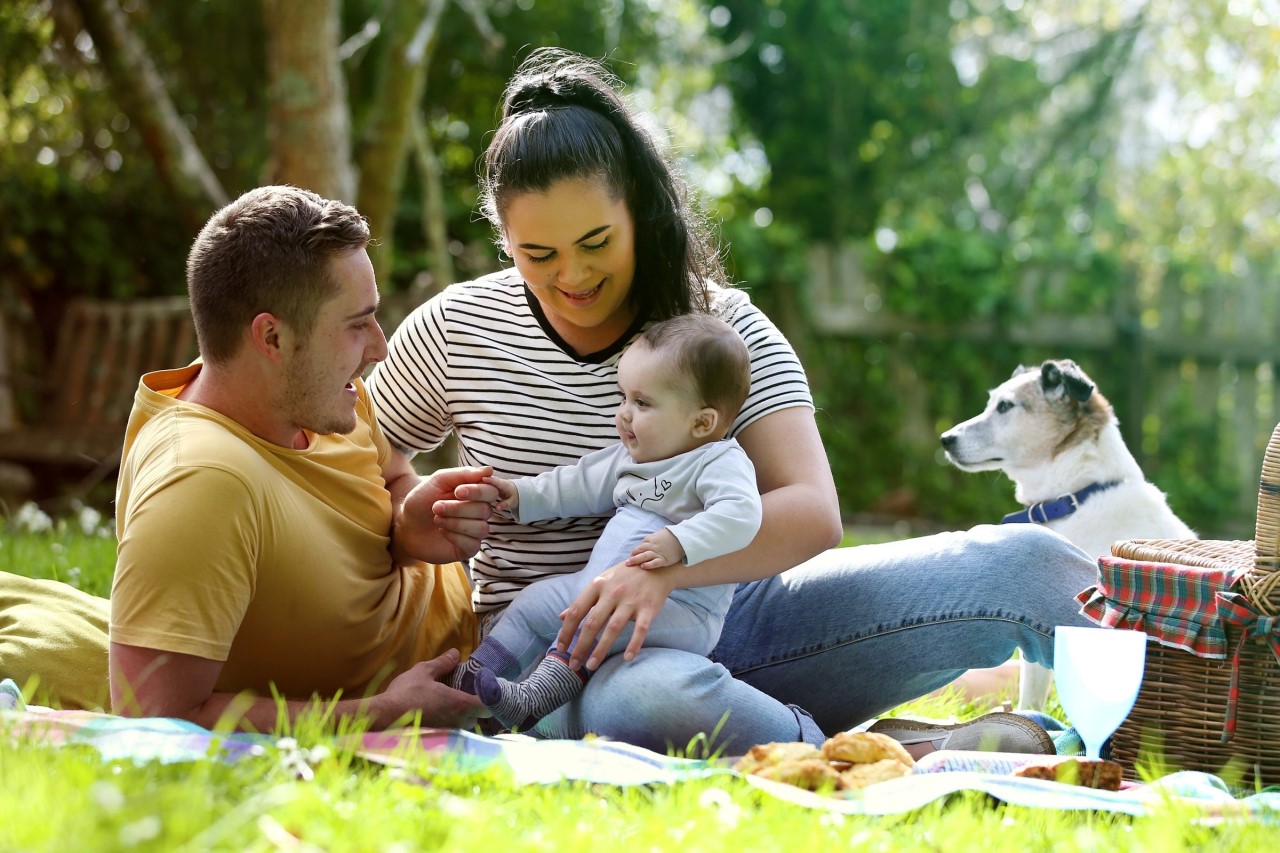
[355,0,449,289]
[70,0,227,227]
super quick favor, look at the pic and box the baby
[450,313,760,731]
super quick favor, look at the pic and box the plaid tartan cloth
[1215,591,1280,740]
[1076,555,1251,659]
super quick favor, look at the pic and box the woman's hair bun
[503,48,621,119]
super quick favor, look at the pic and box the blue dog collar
[1000,480,1123,525]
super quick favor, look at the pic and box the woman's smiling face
[501,177,637,356]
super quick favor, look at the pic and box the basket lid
[1078,553,1246,658]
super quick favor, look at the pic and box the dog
[940,358,1195,710]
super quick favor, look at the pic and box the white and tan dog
[940,358,1194,710]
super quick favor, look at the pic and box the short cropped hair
[636,314,751,425]
[186,185,370,364]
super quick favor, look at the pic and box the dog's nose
[940,432,958,450]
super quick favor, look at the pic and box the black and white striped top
[366,269,813,612]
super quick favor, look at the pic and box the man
[109,185,492,731]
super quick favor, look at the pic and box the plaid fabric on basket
[1076,555,1252,658]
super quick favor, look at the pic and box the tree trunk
[356,0,449,290]
[262,0,357,203]
[411,110,455,289]
[71,0,228,229]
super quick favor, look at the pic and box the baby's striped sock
[449,638,519,695]
[475,649,588,731]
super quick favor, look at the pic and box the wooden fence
[807,242,1280,534]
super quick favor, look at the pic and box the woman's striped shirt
[366,269,813,612]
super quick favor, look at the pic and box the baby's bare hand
[626,528,683,569]
[482,476,519,512]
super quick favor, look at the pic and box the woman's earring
[498,245,513,264]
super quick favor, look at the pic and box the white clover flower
[698,787,742,828]
[77,505,102,535]
[66,567,82,589]
[15,502,53,533]
[118,815,161,846]
[90,782,126,813]
[437,793,474,818]
[274,737,331,781]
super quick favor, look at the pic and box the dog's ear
[1059,360,1096,403]
[1012,364,1033,379]
[1041,359,1094,403]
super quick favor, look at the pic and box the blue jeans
[532,524,1097,753]
[487,504,734,674]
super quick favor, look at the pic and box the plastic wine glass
[1053,626,1147,760]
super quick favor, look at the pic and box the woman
[367,48,1095,753]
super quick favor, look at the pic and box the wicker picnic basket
[1104,423,1280,786]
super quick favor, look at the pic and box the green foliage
[711,0,966,241]
[4,1,1275,534]
[701,2,1267,535]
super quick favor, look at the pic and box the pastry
[839,758,914,790]
[1012,757,1123,791]
[736,733,915,796]
[733,741,824,775]
[753,758,843,791]
[822,731,915,768]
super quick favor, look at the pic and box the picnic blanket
[5,694,1280,823]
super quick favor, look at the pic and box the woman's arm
[556,406,842,669]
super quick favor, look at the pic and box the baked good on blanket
[839,758,914,790]
[734,741,824,775]
[822,731,915,768]
[753,758,843,791]
[735,733,915,795]
[1012,758,1122,790]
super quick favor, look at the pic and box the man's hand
[391,462,495,564]
[625,527,684,569]
[554,561,676,670]
[372,649,488,729]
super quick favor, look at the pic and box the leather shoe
[868,711,1054,754]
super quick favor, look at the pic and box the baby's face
[614,344,708,463]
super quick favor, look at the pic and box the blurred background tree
[2,0,1278,535]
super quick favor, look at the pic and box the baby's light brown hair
[634,313,751,432]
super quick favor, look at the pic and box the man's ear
[692,407,720,440]
[249,312,287,363]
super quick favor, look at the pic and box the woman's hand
[555,561,677,671]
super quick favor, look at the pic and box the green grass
[3,519,1279,850]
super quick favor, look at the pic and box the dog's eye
[996,400,1015,414]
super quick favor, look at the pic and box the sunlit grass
[4,722,1276,851]
[4,517,1279,848]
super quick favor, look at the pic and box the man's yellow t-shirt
[110,364,477,699]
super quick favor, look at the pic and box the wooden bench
[0,297,198,501]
